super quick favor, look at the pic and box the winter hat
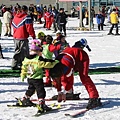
[30,39,42,51]
[73,38,91,52]
[37,31,45,38]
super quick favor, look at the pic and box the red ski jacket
[12,12,35,40]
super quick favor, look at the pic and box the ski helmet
[80,38,87,47]
[37,31,45,38]
[73,38,91,52]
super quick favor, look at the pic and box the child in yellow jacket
[20,39,59,114]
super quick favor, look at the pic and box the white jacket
[3,11,12,24]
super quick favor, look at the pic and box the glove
[57,92,66,102]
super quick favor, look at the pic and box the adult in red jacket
[11,5,35,70]
[49,46,101,109]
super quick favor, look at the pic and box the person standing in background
[76,5,80,19]
[0,18,2,38]
[56,8,67,36]
[96,11,104,31]
[33,5,38,22]
[108,8,120,35]
[91,6,95,29]
[0,18,4,59]
[3,7,12,37]
[11,5,35,70]
[85,8,88,25]
[44,10,52,30]
[29,4,34,22]
[52,6,58,33]
[71,7,75,18]
[101,6,106,26]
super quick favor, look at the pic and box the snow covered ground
[0,17,120,120]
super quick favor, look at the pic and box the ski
[31,93,88,102]
[7,93,89,107]
[7,98,59,108]
[7,102,56,108]
[7,104,36,107]
[31,97,89,102]
[65,101,110,118]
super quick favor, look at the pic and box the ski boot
[86,98,102,109]
[16,97,36,107]
[37,100,52,114]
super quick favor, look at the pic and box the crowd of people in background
[0,3,119,33]
[0,3,119,59]
[0,3,68,35]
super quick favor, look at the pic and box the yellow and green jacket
[21,55,59,81]
[42,44,53,59]
[110,11,119,24]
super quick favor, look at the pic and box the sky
[0,16,120,120]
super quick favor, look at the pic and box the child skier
[42,35,61,86]
[52,30,62,45]
[20,39,59,113]
[96,11,104,31]
[54,35,70,57]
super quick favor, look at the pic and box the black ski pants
[109,23,118,34]
[25,78,46,99]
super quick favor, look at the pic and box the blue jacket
[96,14,104,24]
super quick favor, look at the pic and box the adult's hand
[57,92,66,102]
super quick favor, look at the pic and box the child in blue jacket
[96,11,104,31]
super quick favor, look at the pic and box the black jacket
[56,12,67,25]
